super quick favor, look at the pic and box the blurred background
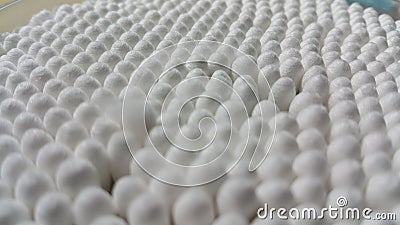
[0,0,82,32]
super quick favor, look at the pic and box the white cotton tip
[359,111,386,136]
[98,51,122,70]
[231,75,259,113]
[326,58,351,82]
[349,59,367,75]
[43,79,67,99]
[351,71,375,91]
[269,112,299,135]
[56,158,100,198]
[89,215,128,225]
[114,61,136,80]
[57,64,84,86]
[268,77,296,111]
[296,128,327,151]
[13,81,39,104]
[257,52,279,68]
[74,75,101,98]
[73,102,101,130]
[1,153,33,186]
[252,99,276,120]
[42,107,71,136]
[279,57,304,90]
[328,87,355,109]
[34,192,73,225]
[73,34,91,50]
[104,73,128,96]
[127,192,169,225]
[50,38,67,54]
[326,187,365,209]
[0,199,30,225]
[107,132,131,180]
[21,129,53,161]
[0,117,12,136]
[149,169,185,208]
[296,105,330,136]
[293,149,327,178]
[216,178,259,219]
[256,179,294,209]
[0,86,12,103]
[279,48,301,63]
[86,42,107,62]
[367,61,386,77]
[380,92,400,115]
[90,117,119,145]
[327,135,360,166]
[354,84,378,101]
[36,47,57,66]
[331,159,365,189]
[110,41,131,59]
[134,40,155,57]
[30,67,54,91]
[257,153,294,181]
[302,51,323,71]
[377,81,398,98]
[3,33,22,51]
[15,169,54,209]
[72,52,95,72]
[268,131,299,159]
[231,55,259,81]
[0,135,20,165]
[322,51,340,66]
[36,143,71,178]
[385,111,400,130]
[288,92,322,116]
[186,160,227,195]
[362,152,391,178]
[366,172,400,210]
[131,68,157,94]
[60,44,83,62]
[291,176,326,205]
[124,51,145,68]
[26,93,56,119]
[159,68,183,87]
[329,100,360,123]
[214,100,246,130]
[75,139,111,191]
[73,186,115,225]
[362,131,393,157]
[112,176,147,218]
[55,120,88,149]
[173,190,215,225]
[13,112,44,140]
[57,87,88,114]
[301,75,329,104]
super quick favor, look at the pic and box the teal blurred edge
[347,0,396,14]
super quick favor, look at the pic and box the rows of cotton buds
[0,0,400,224]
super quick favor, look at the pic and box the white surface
[0,0,400,224]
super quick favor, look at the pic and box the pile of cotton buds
[1,0,400,224]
